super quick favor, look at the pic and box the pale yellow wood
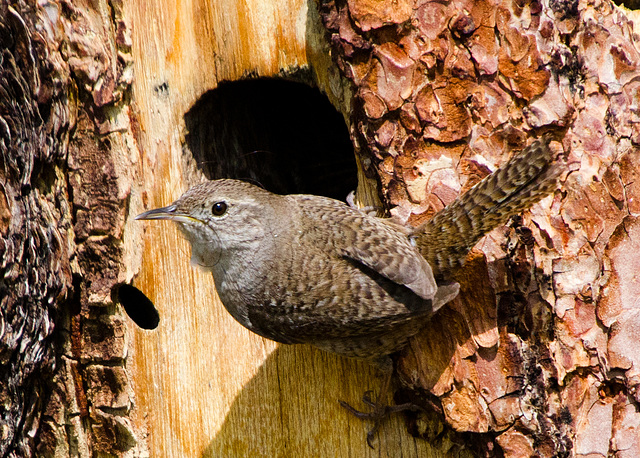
[123,0,451,455]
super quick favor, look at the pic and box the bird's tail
[414,136,563,279]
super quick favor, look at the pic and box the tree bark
[2,0,640,456]
[318,0,640,455]
[1,0,139,455]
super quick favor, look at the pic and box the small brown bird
[137,136,561,444]
[137,178,462,355]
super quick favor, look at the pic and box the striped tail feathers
[414,135,563,279]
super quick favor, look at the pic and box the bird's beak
[135,204,178,221]
[136,204,202,225]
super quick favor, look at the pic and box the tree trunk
[1,0,639,456]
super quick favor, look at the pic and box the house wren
[136,136,561,361]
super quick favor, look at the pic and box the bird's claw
[339,396,422,448]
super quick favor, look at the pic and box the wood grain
[124,0,447,455]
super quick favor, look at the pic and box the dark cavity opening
[115,284,160,330]
[184,77,357,200]
[612,0,639,9]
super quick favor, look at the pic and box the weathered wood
[124,0,451,455]
[1,0,141,455]
[0,4,74,455]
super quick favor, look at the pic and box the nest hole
[183,77,357,200]
[114,284,160,330]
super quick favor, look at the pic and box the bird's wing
[293,195,438,301]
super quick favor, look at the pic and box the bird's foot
[345,191,382,216]
[339,391,422,448]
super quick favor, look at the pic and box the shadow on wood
[200,343,459,457]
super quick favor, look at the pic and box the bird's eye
[211,201,228,216]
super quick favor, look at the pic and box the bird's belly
[310,319,428,360]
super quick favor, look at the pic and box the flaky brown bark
[319,0,640,455]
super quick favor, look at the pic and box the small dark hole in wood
[184,76,357,200]
[115,284,160,330]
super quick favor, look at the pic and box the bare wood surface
[124,0,448,456]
